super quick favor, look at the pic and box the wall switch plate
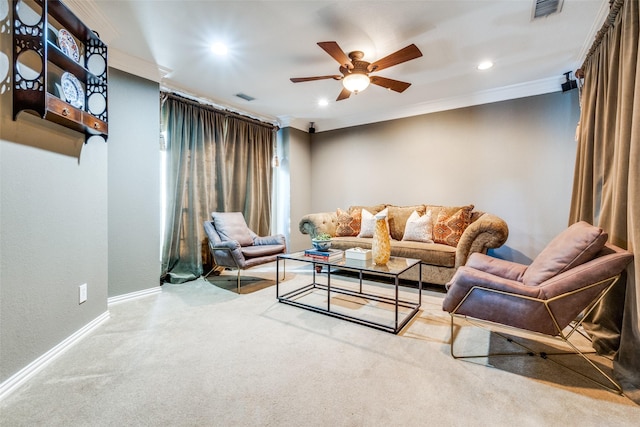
[79,283,87,304]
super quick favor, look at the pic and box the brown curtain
[160,93,276,283]
[222,117,274,234]
[569,0,640,401]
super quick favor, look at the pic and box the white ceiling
[66,0,608,132]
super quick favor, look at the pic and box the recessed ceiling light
[477,61,494,70]
[211,42,228,56]
[318,98,329,107]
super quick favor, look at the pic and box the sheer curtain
[160,93,276,284]
[569,0,640,400]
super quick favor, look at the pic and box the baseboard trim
[0,311,110,401]
[108,286,162,306]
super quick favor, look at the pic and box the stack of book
[303,248,344,261]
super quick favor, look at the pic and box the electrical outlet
[79,283,87,304]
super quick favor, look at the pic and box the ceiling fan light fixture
[342,73,370,93]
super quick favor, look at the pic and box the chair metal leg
[448,314,624,395]
[203,266,218,278]
[204,255,285,295]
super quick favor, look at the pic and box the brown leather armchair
[442,221,633,393]
[203,212,286,293]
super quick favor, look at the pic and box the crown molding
[288,76,563,133]
[109,49,171,83]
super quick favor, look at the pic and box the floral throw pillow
[433,205,474,247]
[402,210,433,243]
[336,208,361,237]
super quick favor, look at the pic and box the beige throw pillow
[387,205,426,241]
[357,209,375,238]
[358,207,388,238]
[402,210,433,243]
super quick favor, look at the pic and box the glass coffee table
[276,252,422,334]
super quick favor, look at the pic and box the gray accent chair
[203,212,286,293]
[443,221,633,394]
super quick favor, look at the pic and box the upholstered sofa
[299,204,509,285]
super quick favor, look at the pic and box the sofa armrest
[454,213,509,268]
[298,212,338,238]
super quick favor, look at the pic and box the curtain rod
[578,0,624,76]
[160,90,279,131]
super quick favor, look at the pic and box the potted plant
[311,232,332,251]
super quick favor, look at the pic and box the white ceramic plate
[57,28,80,62]
[61,72,84,109]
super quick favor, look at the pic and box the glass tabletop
[280,251,420,276]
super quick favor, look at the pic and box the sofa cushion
[425,205,465,219]
[433,205,474,247]
[521,221,608,287]
[391,240,456,267]
[331,237,456,267]
[241,244,286,259]
[349,204,386,216]
[388,205,426,240]
[336,208,361,237]
[402,210,434,243]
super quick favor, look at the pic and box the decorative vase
[371,213,391,265]
[312,238,332,251]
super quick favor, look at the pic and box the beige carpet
[1,261,638,426]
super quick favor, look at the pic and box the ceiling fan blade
[336,87,351,101]
[370,76,412,93]
[318,41,353,69]
[290,75,341,83]
[367,44,423,72]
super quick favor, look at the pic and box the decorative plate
[61,72,84,109]
[57,28,80,62]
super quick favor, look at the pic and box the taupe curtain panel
[160,93,276,284]
[570,0,640,400]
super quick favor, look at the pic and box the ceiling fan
[290,41,423,101]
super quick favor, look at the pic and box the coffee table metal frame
[276,252,422,334]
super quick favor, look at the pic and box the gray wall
[0,61,160,382]
[0,23,108,379]
[280,127,312,253]
[296,91,580,263]
[107,69,160,297]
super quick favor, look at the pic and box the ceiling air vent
[235,93,255,102]
[532,0,564,19]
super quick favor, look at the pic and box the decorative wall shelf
[12,0,108,142]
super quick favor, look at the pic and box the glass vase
[372,213,391,265]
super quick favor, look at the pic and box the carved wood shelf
[13,0,108,142]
